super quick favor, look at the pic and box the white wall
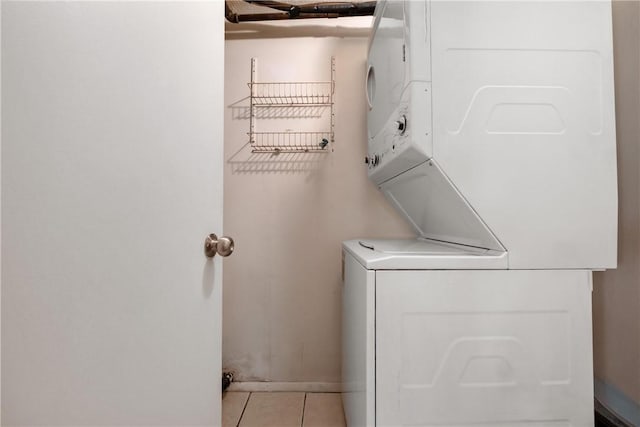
[223,33,414,383]
[592,0,640,413]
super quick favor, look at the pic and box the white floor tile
[302,393,346,427]
[239,392,305,427]
[222,392,250,427]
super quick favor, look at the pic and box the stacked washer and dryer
[342,1,617,426]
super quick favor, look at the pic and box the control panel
[367,81,432,185]
[366,114,407,169]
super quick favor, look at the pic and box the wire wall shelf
[249,82,333,106]
[248,57,335,154]
[250,132,332,153]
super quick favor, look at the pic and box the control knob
[395,115,407,135]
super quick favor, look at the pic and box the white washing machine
[342,1,617,426]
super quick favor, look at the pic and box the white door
[1,2,225,425]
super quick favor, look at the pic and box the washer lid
[380,160,505,252]
[343,239,508,270]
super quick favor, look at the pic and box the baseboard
[595,379,640,427]
[227,381,342,393]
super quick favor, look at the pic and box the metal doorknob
[204,234,234,258]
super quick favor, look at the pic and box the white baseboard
[227,382,342,393]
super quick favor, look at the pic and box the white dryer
[342,1,617,426]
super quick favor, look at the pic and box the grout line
[228,382,341,393]
[300,392,308,427]
[236,392,251,427]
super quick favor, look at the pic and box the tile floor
[222,392,346,427]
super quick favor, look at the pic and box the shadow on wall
[229,97,327,120]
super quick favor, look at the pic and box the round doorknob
[204,234,235,258]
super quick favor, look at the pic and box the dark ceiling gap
[225,0,376,23]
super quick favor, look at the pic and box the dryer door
[366,0,433,186]
[367,0,405,141]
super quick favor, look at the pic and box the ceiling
[225,0,376,23]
